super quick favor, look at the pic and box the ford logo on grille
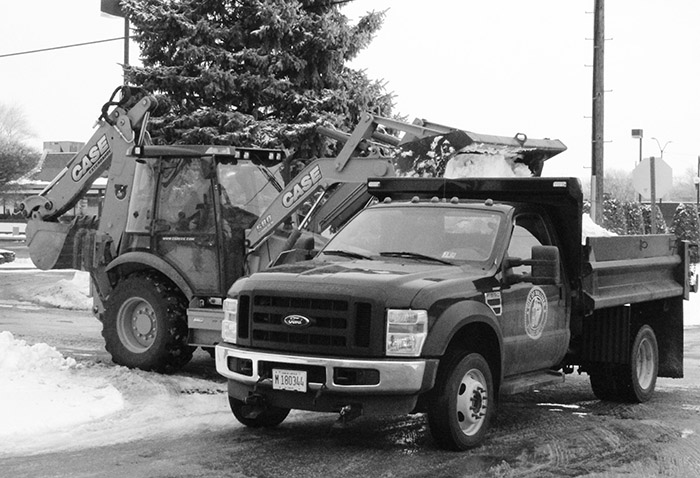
[283,315,311,328]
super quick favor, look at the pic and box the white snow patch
[33,270,92,310]
[0,332,124,450]
[0,330,231,457]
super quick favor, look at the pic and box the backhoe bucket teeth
[25,218,96,271]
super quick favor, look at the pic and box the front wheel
[428,352,494,450]
[229,397,290,428]
[102,274,192,372]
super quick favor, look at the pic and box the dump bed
[582,235,691,311]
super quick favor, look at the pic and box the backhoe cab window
[217,162,283,218]
[157,159,214,232]
[321,206,501,263]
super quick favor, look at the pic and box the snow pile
[444,153,532,178]
[0,331,124,445]
[34,270,92,310]
[0,330,230,457]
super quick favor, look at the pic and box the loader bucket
[25,218,96,270]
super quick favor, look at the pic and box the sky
[1,1,699,182]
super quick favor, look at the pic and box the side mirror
[530,245,561,285]
[505,245,561,285]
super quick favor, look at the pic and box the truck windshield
[321,205,502,264]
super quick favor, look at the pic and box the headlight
[221,298,238,343]
[385,309,428,357]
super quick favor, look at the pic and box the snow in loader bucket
[392,129,567,178]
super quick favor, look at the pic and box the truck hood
[237,259,485,307]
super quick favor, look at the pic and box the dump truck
[215,176,694,450]
[20,86,568,372]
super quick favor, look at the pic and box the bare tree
[604,168,636,202]
[0,103,35,142]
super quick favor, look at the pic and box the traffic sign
[632,157,672,199]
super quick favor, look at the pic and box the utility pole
[590,0,605,225]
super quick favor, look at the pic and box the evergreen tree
[671,203,700,263]
[121,0,392,162]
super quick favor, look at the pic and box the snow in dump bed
[581,213,616,243]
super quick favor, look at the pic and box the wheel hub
[133,307,155,337]
[117,298,157,352]
[636,337,654,389]
[456,372,488,435]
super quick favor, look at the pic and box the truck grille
[238,293,380,356]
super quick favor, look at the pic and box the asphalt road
[3,239,700,478]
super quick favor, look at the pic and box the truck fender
[105,251,194,300]
[423,300,504,375]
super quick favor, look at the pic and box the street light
[651,137,672,159]
[631,129,643,202]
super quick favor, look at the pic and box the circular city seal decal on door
[524,286,548,340]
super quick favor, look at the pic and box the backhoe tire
[229,397,290,428]
[102,273,192,372]
[427,351,494,450]
[615,325,659,403]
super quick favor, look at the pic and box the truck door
[153,158,221,294]
[499,212,569,377]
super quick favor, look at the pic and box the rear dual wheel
[589,325,658,403]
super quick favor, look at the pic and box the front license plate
[272,369,307,392]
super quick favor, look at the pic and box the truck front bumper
[215,343,437,395]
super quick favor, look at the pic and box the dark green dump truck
[215,176,694,450]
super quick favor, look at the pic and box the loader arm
[19,91,156,270]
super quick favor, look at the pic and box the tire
[616,325,659,403]
[427,352,494,450]
[102,273,193,372]
[229,397,290,428]
[589,366,619,401]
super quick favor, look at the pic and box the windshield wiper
[322,249,374,261]
[379,251,454,265]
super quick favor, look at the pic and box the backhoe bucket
[25,218,97,270]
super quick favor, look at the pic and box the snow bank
[0,332,124,446]
[0,330,230,457]
[33,270,92,310]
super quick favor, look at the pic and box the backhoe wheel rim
[636,336,655,390]
[455,369,488,436]
[117,297,157,353]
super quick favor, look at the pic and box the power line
[0,37,125,59]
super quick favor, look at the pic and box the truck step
[499,370,564,396]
